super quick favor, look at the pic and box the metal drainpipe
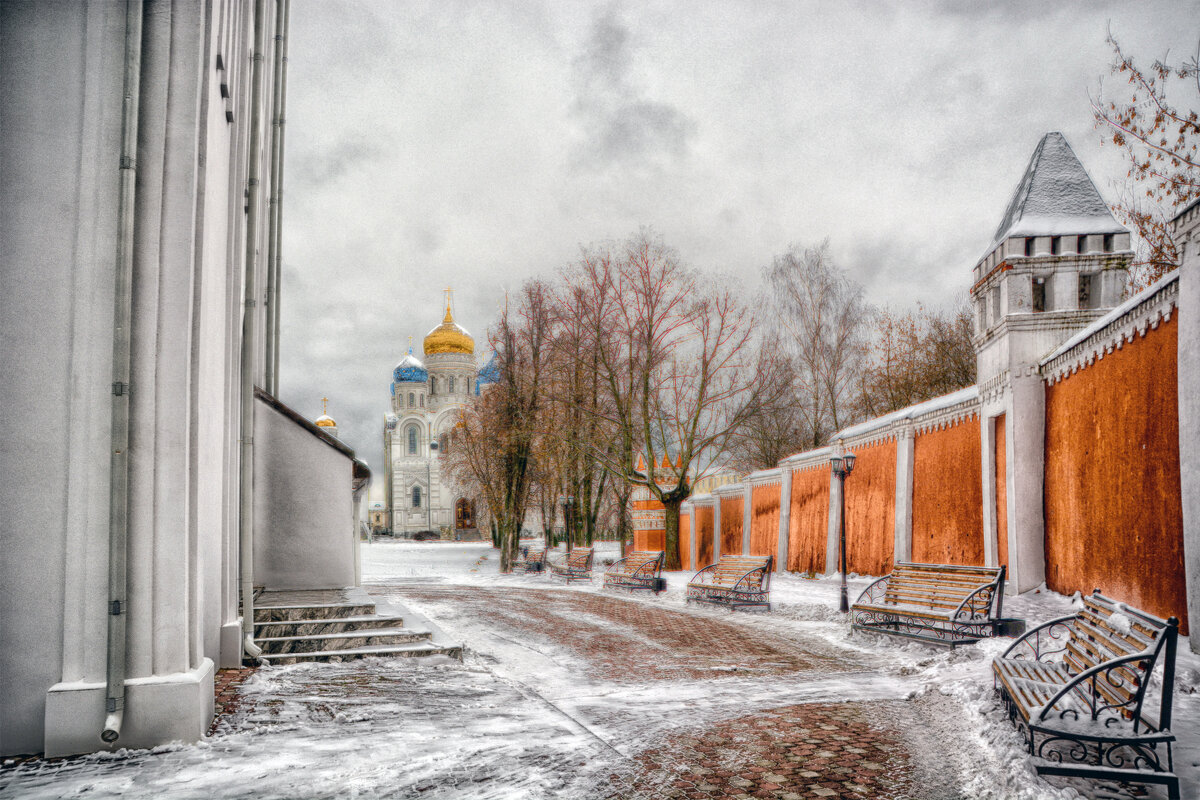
[263,0,289,396]
[239,0,269,662]
[102,0,144,746]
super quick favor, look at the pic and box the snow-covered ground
[3,541,1197,800]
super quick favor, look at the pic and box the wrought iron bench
[513,541,546,573]
[547,546,593,583]
[603,550,665,594]
[686,555,772,610]
[992,591,1179,799]
[850,562,1012,647]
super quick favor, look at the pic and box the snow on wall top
[988,132,1124,252]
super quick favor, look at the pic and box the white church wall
[1,0,283,756]
[253,395,358,589]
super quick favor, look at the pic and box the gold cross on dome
[321,396,329,415]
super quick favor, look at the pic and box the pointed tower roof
[988,132,1124,252]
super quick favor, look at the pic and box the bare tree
[568,231,762,569]
[856,300,976,417]
[444,281,552,572]
[1093,32,1200,287]
[766,241,870,448]
[724,337,806,471]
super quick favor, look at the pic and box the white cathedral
[383,291,497,536]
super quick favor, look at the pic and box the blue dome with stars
[393,348,428,384]
[475,352,500,395]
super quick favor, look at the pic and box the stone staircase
[253,588,462,665]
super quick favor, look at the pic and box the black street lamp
[831,451,857,613]
[562,494,575,551]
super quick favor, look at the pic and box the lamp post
[427,438,439,532]
[562,494,574,552]
[831,451,857,613]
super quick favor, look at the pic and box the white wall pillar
[686,503,697,571]
[742,483,752,555]
[1174,214,1200,651]
[777,467,793,572]
[893,425,914,564]
[1007,373,1047,593]
[712,494,722,561]
[825,465,841,577]
[980,413,999,568]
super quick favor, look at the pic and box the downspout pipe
[103,0,144,745]
[264,0,289,396]
[240,0,269,662]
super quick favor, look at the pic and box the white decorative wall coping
[1040,271,1180,386]
[781,446,833,472]
[748,468,783,487]
[685,493,716,507]
[714,483,745,498]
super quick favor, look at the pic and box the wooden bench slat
[991,592,1179,798]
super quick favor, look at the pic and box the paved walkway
[367,585,975,799]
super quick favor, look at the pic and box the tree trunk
[663,498,683,570]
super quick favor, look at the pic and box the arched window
[420,394,425,408]
[439,433,449,455]
[412,486,422,508]
[449,377,455,394]
[430,377,436,395]
[407,426,417,455]
[408,392,415,408]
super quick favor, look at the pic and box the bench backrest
[883,562,1004,616]
[566,547,592,570]
[522,543,546,558]
[614,551,663,575]
[708,555,772,589]
[1063,592,1178,728]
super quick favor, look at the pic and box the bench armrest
[1035,652,1160,725]
[731,566,769,594]
[999,613,1078,661]
[853,574,890,607]
[689,563,719,584]
[952,582,1001,622]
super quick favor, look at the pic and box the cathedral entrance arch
[455,498,475,530]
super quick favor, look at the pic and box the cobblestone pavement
[601,702,916,800]
[380,586,852,681]
[375,585,975,800]
[210,667,258,734]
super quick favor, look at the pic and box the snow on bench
[992,591,1180,799]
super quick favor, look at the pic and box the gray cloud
[570,6,697,169]
[274,1,1195,490]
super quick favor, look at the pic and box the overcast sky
[276,0,1198,488]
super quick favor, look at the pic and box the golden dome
[315,397,336,427]
[423,296,474,355]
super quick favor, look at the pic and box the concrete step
[256,627,432,655]
[253,602,376,624]
[254,615,403,639]
[257,640,463,666]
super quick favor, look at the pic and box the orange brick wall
[842,439,896,577]
[1044,316,1186,633]
[788,466,829,574]
[911,417,985,566]
[749,484,781,562]
[695,506,714,568]
[994,413,1008,570]
[632,494,665,552]
[720,495,743,556]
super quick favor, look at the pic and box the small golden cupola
[423,288,474,355]
[314,396,338,438]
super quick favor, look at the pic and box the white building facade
[2,0,367,758]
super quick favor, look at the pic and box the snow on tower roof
[986,131,1125,254]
